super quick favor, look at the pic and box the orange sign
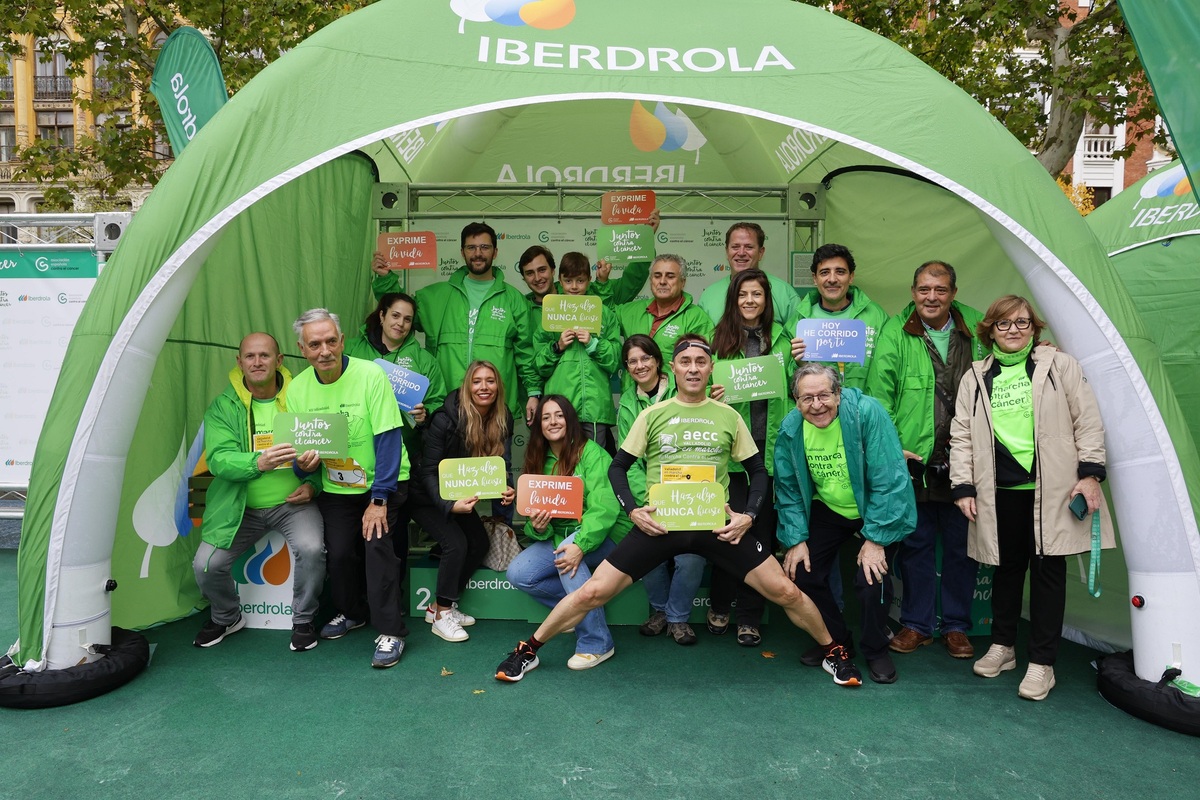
[601,190,656,225]
[517,474,584,519]
[378,231,437,270]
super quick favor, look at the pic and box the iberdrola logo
[233,534,292,587]
[1138,164,1193,205]
[452,0,576,33]
[630,101,707,164]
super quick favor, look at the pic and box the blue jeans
[897,500,978,636]
[507,535,617,655]
[641,554,706,623]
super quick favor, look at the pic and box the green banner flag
[1119,0,1200,205]
[148,27,229,156]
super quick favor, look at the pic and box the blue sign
[374,359,430,412]
[796,318,867,364]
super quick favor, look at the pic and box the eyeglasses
[799,392,836,407]
[625,355,656,368]
[994,318,1032,331]
[464,244,494,254]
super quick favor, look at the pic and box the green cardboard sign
[272,413,348,458]
[712,354,786,403]
[439,456,508,500]
[596,224,655,268]
[541,294,603,333]
[648,481,726,531]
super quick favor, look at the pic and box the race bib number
[324,457,367,489]
[661,464,716,483]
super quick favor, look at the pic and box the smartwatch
[370,497,386,507]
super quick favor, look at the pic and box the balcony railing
[34,76,73,101]
[1082,134,1117,161]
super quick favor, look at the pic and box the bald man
[192,333,327,653]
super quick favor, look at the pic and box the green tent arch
[13,0,1200,689]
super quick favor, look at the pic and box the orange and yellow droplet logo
[452,0,575,31]
[630,101,707,162]
[236,539,292,586]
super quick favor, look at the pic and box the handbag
[481,516,523,571]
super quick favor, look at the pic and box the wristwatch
[370,497,386,507]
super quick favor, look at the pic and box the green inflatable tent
[11,0,1200,691]
[1088,162,1200,450]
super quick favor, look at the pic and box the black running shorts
[604,526,773,583]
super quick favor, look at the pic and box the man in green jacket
[864,261,985,661]
[192,333,326,653]
[788,243,889,391]
[776,364,917,684]
[614,254,713,363]
[697,222,798,323]
[413,222,541,426]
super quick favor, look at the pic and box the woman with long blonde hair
[409,361,515,642]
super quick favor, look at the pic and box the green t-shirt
[245,398,302,509]
[991,361,1036,488]
[621,396,756,499]
[287,357,407,495]
[803,416,859,520]
[926,327,952,363]
[464,276,495,361]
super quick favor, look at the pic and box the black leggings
[408,501,490,607]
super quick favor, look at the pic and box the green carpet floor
[1,547,1195,799]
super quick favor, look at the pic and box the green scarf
[993,338,1033,366]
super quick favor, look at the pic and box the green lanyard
[1088,511,1102,598]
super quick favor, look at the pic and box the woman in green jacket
[507,395,628,670]
[707,268,796,646]
[344,292,448,446]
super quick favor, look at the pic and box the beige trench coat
[949,346,1115,565]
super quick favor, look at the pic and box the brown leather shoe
[889,626,933,653]
[943,630,975,659]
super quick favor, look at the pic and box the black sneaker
[289,623,319,652]
[822,644,863,687]
[496,642,540,682]
[639,610,668,636]
[867,653,898,684]
[193,615,247,648]
[800,638,856,667]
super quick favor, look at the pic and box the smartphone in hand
[1069,493,1088,521]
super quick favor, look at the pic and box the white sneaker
[424,603,476,627]
[973,644,1017,678]
[431,610,469,642]
[1018,663,1056,701]
[567,649,614,671]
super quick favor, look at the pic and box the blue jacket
[774,388,916,547]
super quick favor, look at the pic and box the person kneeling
[506,395,630,670]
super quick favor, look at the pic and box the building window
[34,40,73,101]
[0,198,16,244]
[0,112,15,161]
[0,58,13,102]
[37,110,74,150]
[1092,187,1112,208]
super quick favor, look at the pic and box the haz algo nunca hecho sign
[439,456,508,500]
[541,294,603,334]
[648,481,725,531]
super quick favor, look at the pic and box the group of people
[190,217,1112,700]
